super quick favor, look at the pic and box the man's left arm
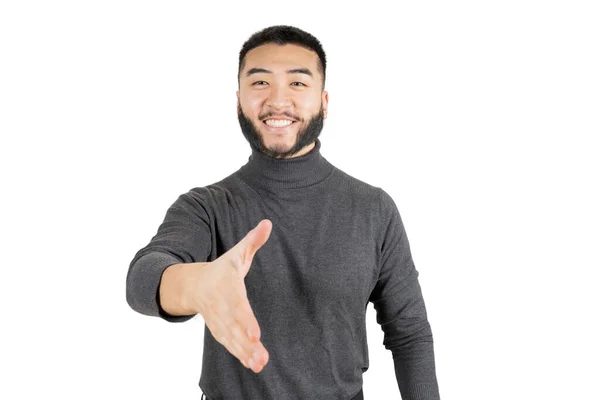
[369,188,440,400]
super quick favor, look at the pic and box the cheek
[298,94,321,111]
[240,98,262,119]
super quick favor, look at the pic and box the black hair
[238,25,327,90]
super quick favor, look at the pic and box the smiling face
[237,43,329,159]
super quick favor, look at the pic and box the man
[126,25,440,400]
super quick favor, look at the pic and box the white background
[1,1,598,399]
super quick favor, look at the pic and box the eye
[292,82,306,87]
[252,81,268,85]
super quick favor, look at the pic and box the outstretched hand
[192,219,272,373]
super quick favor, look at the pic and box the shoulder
[179,173,252,213]
[185,172,242,199]
[331,166,383,201]
[329,165,402,224]
[329,166,398,216]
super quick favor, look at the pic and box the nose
[266,84,292,109]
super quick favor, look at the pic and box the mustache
[259,111,300,121]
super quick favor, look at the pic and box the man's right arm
[158,259,212,316]
[125,189,271,373]
[125,190,212,323]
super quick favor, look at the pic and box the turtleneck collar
[237,138,334,190]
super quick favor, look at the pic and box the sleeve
[369,188,440,400]
[125,189,212,323]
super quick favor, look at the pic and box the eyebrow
[245,67,314,79]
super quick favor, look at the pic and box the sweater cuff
[127,252,196,323]
[400,382,440,400]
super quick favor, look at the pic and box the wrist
[159,263,193,316]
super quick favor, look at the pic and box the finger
[211,293,259,368]
[227,296,269,369]
[228,298,262,349]
[209,303,269,372]
[221,334,248,368]
[226,276,261,342]
[221,322,267,371]
[235,219,273,262]
[231,296,261,342]
[228,321,267,371]
[249,342,269,373]
[227,330,251,368]
[207,316,251,369]
[228,322,256,367]
[249,219,272,258]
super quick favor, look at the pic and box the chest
[209,187,381,311]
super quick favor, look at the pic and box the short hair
[238,25,327,90]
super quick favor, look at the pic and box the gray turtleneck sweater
[126,139,440,400]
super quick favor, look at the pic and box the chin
[263,137,296,151]
[260,128,296,141]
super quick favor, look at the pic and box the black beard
[237,101,325,159]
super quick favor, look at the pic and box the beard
[237,101,325,159]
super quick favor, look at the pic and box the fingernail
[252,350,261,364]
[247,327,254,340]
[248,358,255,369]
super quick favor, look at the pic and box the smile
[264,119,295,127]
[263,120,296,131]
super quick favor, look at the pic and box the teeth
[265,119,293,127]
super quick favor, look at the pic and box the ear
[322,91,329,119]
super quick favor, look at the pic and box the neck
[280,141,316,159]
[237,138,334,190]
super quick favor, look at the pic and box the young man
[126,25,440,400]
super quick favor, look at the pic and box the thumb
[233,219,272,272]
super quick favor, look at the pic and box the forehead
[242,43,319,74]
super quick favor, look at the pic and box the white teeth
[265,119,293,127]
